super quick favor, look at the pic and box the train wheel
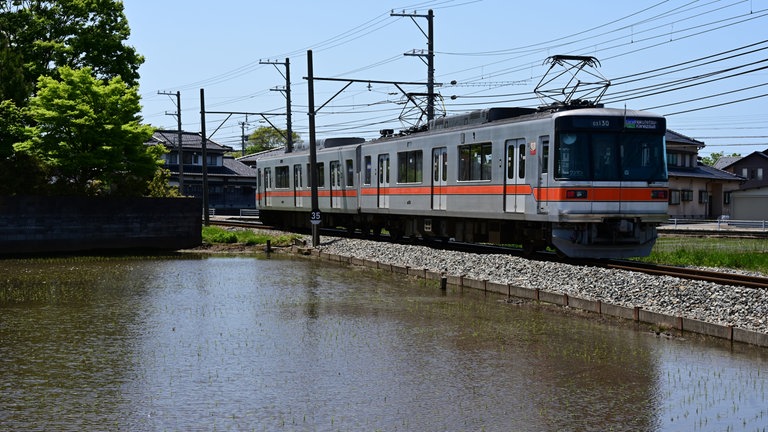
[389,228,403,241]
[522,240,543,256]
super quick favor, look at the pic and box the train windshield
[555,131,667,182]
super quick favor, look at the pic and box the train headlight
[651,189,668,200]
[565,190,588,199]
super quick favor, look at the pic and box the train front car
[547,108,668,259]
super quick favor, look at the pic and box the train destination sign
[558,116,666,132]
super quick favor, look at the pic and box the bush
[201,226,302,247]
[202,227,238,244]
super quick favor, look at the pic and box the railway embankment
[293,236,768,348]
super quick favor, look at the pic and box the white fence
[664,217,768,231]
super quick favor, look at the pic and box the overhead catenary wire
[144,0,767,151]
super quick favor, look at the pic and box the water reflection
[0,255,766,431]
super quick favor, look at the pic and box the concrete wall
[0,196,202,255]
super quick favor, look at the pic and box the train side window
[459,143,492,181]
[397,150,423,183]
[293,164,303,188]
[378,154,390,183]
[345,159,354,186]
[264,167,272,189]
[313,162,325,188]
[540,136,549,174]
[506,138,525,179]
[330,161,342,188]
[363,155,372,185]
[275,166,289,188]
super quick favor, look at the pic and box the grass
[202,226,303,247]
[635,236,768,273]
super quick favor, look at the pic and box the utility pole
[260,58,293,153]
[158,90,184,193]
[199,88,210,227]
[391,9,435,121]
[303,52,436,246]
[239,118,248,155]
[307,50,320,247]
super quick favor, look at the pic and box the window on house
[698,190,709,203]
[669,190,681,205]
[724,191,731,205]
[681,190,693,202]
[666,152,678,166]
[758,168,764,181]
[742,168,749,178]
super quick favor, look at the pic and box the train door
[293,164,303,208]
[536,135,550,214]
[256,168,262,207]
[263,167,273,207]
[330,160,342,208]
[377,154,390,208]
[431,147,447,210]
[505,139,526,213]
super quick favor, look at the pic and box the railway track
[595,260,768,290]
[209,217,768,290]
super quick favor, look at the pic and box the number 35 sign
[310,210,322,225]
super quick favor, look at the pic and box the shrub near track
[202,226,302,247]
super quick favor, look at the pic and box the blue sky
[123,0,768,158]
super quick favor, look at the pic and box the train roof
[266,105,668,156]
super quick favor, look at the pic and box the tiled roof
[713,155,742,170]
[223,156,258,176]
[668,163,743,181]
[665,130,705,146]
[148,130,233,152]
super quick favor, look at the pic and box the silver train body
[256,106,669,259]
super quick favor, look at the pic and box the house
[717,149,768,220]
[146,130,258,214]
[665,130,743,219]
[718,150,768,190]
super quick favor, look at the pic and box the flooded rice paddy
[1,254,766,431]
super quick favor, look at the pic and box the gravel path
[314,236,768,335]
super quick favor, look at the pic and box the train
[254,105,669,259]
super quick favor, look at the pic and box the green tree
[145,167,181,198]
[15,67,161,196]
[244,126,302,155]
[0,0,143,103]
[0,34,30,105]
[0,100,49,194]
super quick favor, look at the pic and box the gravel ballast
[313,237,768,336]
